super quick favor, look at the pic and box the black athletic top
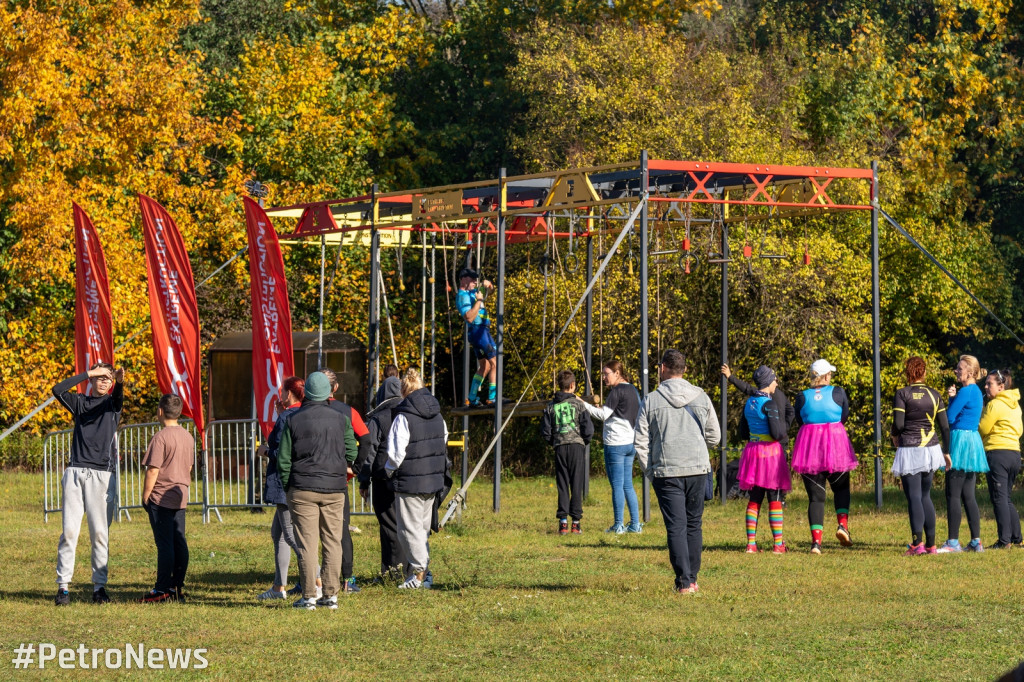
[892,383,950,451]
[52,372,124,471]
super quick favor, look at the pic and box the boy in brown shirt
[140,395,195,603]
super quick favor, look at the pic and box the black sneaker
[92,587,111,604]
[810,542,822,555]
[992,540,1012,549]
[558,518,569,535]
[571,520,582,534]
[139,589,173,603]
[171,587,186,603]
[835,525,852,547]
[55,589,70,606]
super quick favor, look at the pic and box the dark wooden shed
[207,331,367,421]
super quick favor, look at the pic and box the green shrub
[0,432,45,471]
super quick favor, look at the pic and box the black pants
[341,489,353,581]
[371,475,406,573]
[146,503,189,592]
[945,470,981,541]
[900,472,936,546]
[801,472,851,529]
[986,450,1023,544]
[554,444,587,521]
[652,475,705,589]
[747,486,784,505]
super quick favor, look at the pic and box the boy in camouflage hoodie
[541,370,594,534]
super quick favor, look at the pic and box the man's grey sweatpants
[396,492,434,576]
[56,466,116,589]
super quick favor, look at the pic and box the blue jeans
[605,444,640,526]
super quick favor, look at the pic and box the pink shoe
[772,543,787,554]
[745,544,759,553]
[903,543,925,556]
[924,546,938,554]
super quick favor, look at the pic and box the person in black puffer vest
[355,373,406,578]
[386,368,448,589]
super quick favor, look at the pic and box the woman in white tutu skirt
[891,356,951,556]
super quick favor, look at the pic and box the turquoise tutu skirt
[949,429,989,473]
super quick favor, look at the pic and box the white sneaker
[315,595,338,610]
[398,575,422,589]
[257,588,286,601]
[292,597,317,610]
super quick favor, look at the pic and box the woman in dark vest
[386,369,448,589]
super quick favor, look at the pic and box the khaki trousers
[287,488,346,599]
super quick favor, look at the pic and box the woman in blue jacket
[937,355,988,552]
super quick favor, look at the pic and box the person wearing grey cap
[277,371,359,610]
[791,359,857,553]
[721,363,795,446]
[736,365,792,553]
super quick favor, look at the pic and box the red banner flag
[243,197,294,438]
[72,203,114,395]
[139,194,205,436]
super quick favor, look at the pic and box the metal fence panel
[42,429,73,522]
[44,418,374,522]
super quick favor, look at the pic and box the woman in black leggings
[978,368,1023,548]
[890,357,950,555]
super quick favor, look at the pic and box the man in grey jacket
[635,349,721,594]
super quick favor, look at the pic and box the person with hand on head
[979,368,1023,549]
[140,394,195,603]
[320,367,369,594]
[258,376,310,601]
[722,363,795,445]
[938,355,989,553]
[582,360,643,534]
[456,268,497,406]
[355,370,407,580]
[51,362,125,606]
[634,350,720,594]
[541,370,594,535]
[791,359,857,553]
[737,365,792,554]
[386,368,449,589]
[891,356,950,555]
[277,371,358,610]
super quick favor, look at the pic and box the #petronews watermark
[11,643,208,670]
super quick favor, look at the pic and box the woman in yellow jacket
[979,369,1023,549]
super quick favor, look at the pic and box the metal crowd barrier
[42,428,73,523]
[42,418,374,523]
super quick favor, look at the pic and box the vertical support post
[420,228,427,373]
[318,234,326,369]
[720,197,730,505]
[494,168,507,514]
[430,234,437,395]
[367,184,381,409]
[461,284,471,505]
[871,161,883,510]
[639,150,651,523]
[584,232,594,498]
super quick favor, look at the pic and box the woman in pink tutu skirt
[791,359,857,554]
[738,366,792,553]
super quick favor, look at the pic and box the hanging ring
[564,253,580,274]
[679,252,699,274]
[538,254,554,277]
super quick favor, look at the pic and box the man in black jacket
[52,362,124,606]
[356,374,406,578]
[541,370,594,535]
[386,369,448,589]
[278,371,358,610]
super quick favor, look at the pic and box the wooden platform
[449,395,599,419]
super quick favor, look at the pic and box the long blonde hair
[401,367,424,397]
[958,354,986,383]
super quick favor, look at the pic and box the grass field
[2,470,1023,680]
